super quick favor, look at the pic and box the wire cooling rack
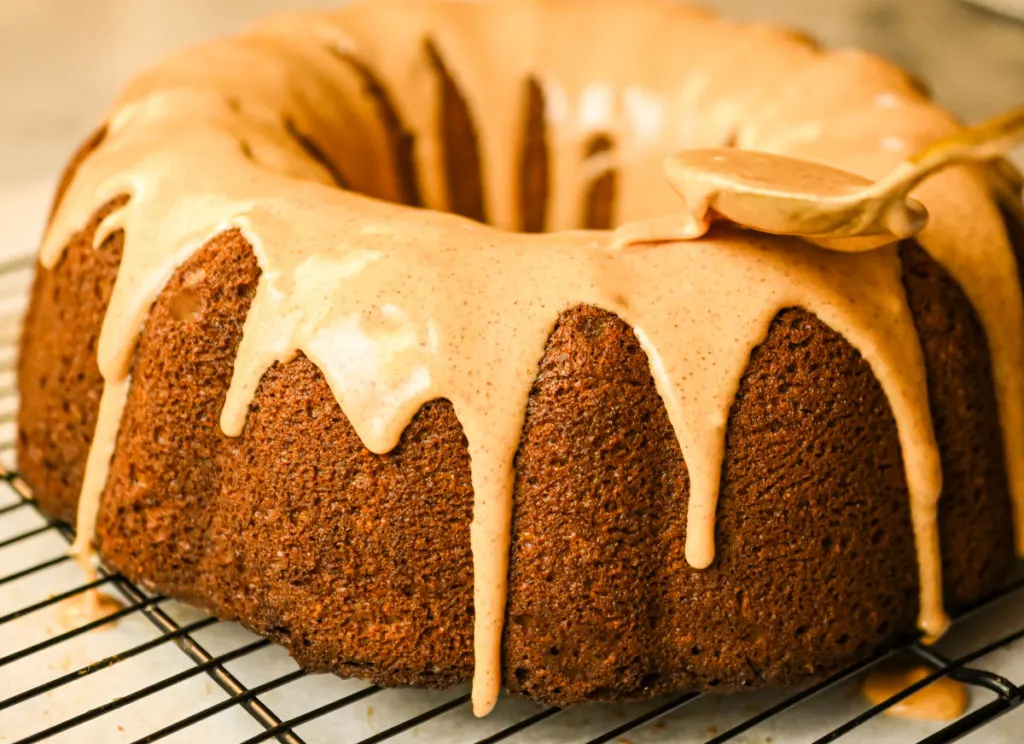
[1,255,1024,744]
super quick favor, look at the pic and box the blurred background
[1,0,1023,189]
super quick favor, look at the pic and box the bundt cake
[17,0,1024,716]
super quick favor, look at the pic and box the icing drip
[72,377,129,557]
[861,662,969,722]
[40,0,1024,716]
[62,550,126,630]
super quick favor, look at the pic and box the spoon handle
[867,106,1024,199]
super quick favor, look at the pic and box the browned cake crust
[18,128,1022,705]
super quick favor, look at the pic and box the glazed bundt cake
[17,0,1024,715]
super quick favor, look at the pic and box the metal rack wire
[1,253,1024,743]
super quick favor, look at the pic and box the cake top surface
[44,0,1024,716]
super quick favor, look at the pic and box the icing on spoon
[614,106,1024,252]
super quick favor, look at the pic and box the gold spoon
[613,106,1024,252]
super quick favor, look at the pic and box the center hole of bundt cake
[313,43,649,234]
